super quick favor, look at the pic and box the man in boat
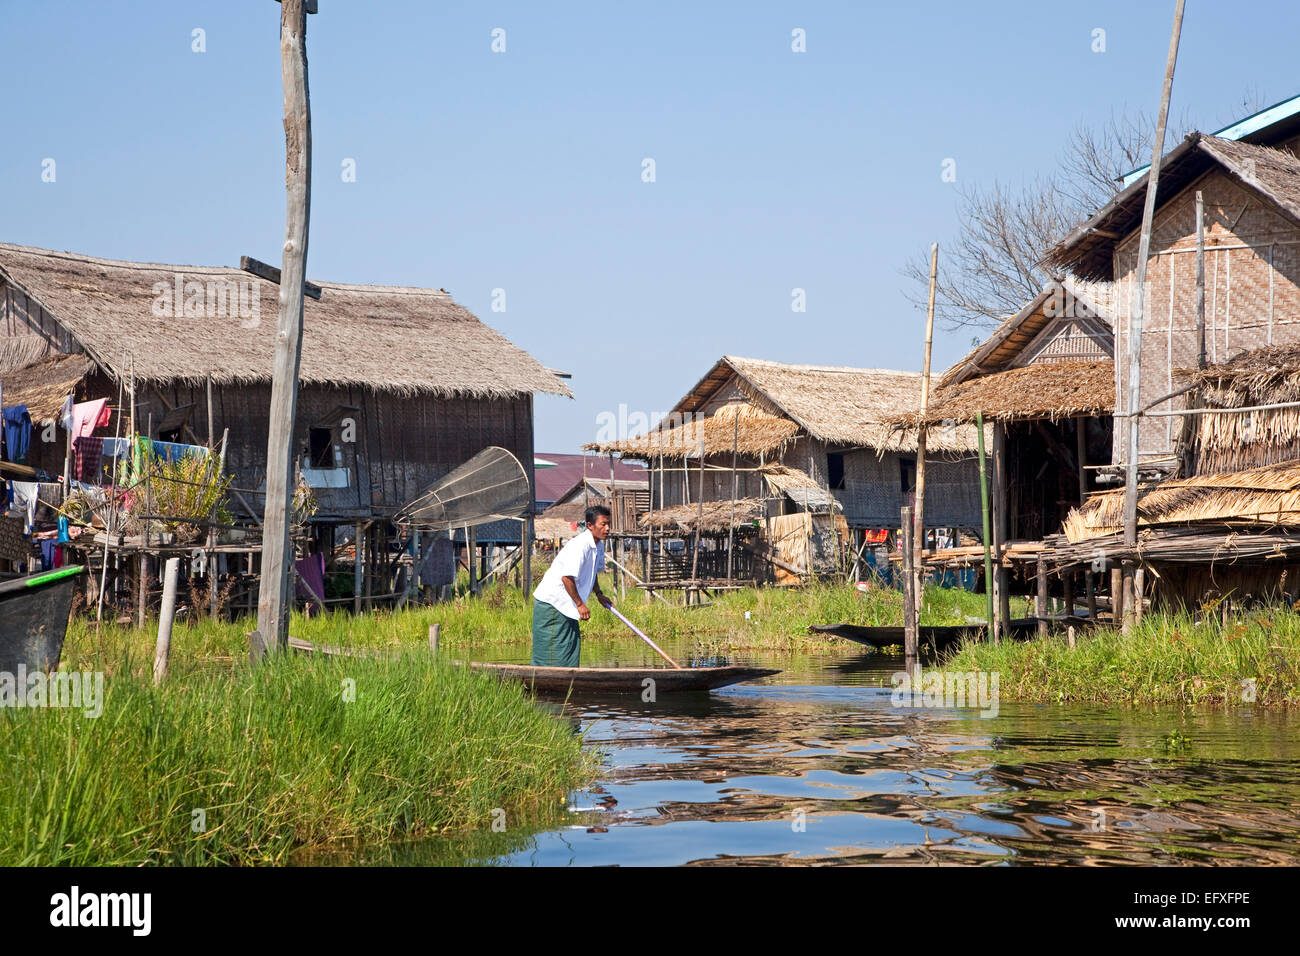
[531,504,612,667]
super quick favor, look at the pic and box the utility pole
[1122,0,1185,631]
[254,0,317,658]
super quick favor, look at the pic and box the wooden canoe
[465,661,780,695]
[808,619,1039,650]
[0,566,85,673]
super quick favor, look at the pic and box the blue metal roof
[1121,92,1300,186]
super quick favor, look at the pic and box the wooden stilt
[902,505,918,669]
[1036,557,1048,636]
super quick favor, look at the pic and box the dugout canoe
[807,619,1039,650]
[0,565,85,673]
[465,661,780,695]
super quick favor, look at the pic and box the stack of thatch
[1181,344,1300,475]
[1064,459,1300,543]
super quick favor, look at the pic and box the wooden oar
[607,605,683,669]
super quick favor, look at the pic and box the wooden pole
[1085,569,1097,620]
[153,556,181,685]
[208,427,229,619]
[913,243,938,605]
[690,450,704,585]
[353,521,363,612]
[428,623,440,653]
[991,421,1009,642]
[976,412,994,638]
[1075,417,1088,505]
[901,505,918,669]
[254,0,315,657]
[138,411,152,629]
[1036,557,1048,636]
[206,374,214,449]
[522,517,532,598]
[1111,566,1124,623]
[1195,190,1207,369]
[1134,566,1146,624]
[1123,0,1186,633]
[726,409,739,583]
[467,525,477,595]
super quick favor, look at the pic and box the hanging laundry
[8,480,39,534]
[39,539,57,571]
[57,515,70,543]
[295,553,327,610]
[101,437,131,458]
[68,398,110,439]
[150,439,208,463]
[73,435,104,482]
[2,405,32,463]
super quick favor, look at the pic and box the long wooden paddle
[607,605,683,669]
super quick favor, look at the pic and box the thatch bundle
[638,498,766,533]
[1181,344,1300,475]
[1064,459,1300,542]
[586,403,799,461]
[0,243,570,399]
[905,360,1114,425]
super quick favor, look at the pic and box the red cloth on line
[73,435,103,481]
[69,399,110,439]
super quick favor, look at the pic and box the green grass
[2,631,592,865]
[947,607,1300,706]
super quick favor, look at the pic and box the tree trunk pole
[727,409,738,584]
[1123,0,1185,633]
[913,243,938,618]
[902,505,918,670]
[153,557,181,685]
[254,0,314,658]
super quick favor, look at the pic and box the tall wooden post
[1122,0,1185,633]
[991,421,1009,641]
[522,517,532,600]
[1195,190,1207,369]
[913,243,938,614]
[976,412,994,638]
[726,409,739,584]
[901,505,918,669]
[467,525,477,595]
[153,557,181,685]
[254,0,316,657]
[353,521,363,613]
[1036,557,1048,636]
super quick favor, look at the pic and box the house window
[308,427,336,468]
[900,457,916,493]
[827,453,845,490]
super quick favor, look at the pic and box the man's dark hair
[584,504,612,527]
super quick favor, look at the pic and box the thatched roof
[1046,134,1300,281]
[1185,343,1300,404]
[669,356,980,453]
[938,280,1113,390]
[1064,459,1300,542]
[0,243,571,398]
[639,498,766,534]
[0,352,94,422]
[585,402,800,460]
[909,360,1115,425]
[760,464,841,512]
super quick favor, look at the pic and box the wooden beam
[239,255,322,300]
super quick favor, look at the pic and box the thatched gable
[1046,134,1300,281]
[912,361,1115,425]
[0,243,571,399]
[0,352,94,422]
[585,402,800,460]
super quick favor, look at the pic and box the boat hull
[466,661,779,694]
[0,567,85,673]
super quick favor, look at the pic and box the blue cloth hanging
[2,404,32,463]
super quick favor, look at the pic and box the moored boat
[465,660,779,695]
[0,566,86,673]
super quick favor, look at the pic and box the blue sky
[3,1,1298,452]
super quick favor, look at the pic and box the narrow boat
[0,565,86,672]
[808,619,1039,650]
[465,661,780,695]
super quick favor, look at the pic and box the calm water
[340,640,1300,866]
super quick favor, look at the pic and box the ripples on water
[335,644,1300,866]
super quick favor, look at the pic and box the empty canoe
[465,661,780,694]
[0,565,85,673]
[808,619,1039,649]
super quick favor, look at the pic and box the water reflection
[344,642,1300,866]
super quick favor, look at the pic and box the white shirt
[533,529,605,620]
